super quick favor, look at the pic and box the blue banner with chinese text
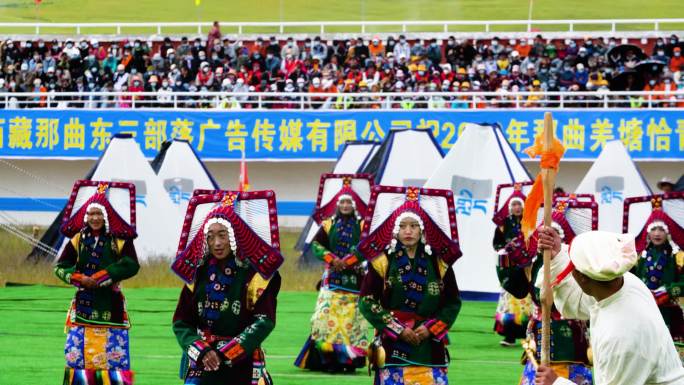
[0,109,682,160]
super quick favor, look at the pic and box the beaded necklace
[76,227,109,319]
[644,245,669,290]
[395,243,428,312]
[203,257,238,329]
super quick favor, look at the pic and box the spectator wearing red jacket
[195,62,214,87]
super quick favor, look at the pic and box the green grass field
[0,0,683,35]
[0,227,521,384]
[0,285,522,385]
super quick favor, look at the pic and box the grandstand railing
[1,91,682,110]
[2,19,684,36]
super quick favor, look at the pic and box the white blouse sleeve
[535,245,595,321]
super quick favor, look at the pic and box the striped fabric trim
[62,368,133,385]
[92,270,112,287]
[383,319,405,341]
[344,254,359,266]
[187,340,211,364]
[323,253,336,264]
[70,273,84,287]
[424,319,449,341]
[218,339,246,363]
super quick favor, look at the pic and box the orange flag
[520,133,565,240]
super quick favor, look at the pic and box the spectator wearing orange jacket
[670,47,684,72]
[369,37,385,60]
[515,39,532,58]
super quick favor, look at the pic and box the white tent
[152,139,220,222]
[363,128,444,186]
[305,127,443,267]
[332,140,380,174]
[424,123,531,295]
[575,140,653,233]
[30,134,182,262]
[89,134,182,261]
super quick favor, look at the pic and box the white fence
[1,19,683,37]
[1,90,682,110]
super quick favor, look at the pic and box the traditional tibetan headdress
[171,189,284,284]
[357,186,462,265]
[492,181,534,227]
[623,192,684,254]
[311,173,374,223]
[527,194,599,255]
[60,180,137,239]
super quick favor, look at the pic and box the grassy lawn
[0,225,523,384]
[0,285,522,385]
[0,0,682,34]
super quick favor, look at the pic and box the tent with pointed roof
[332,140,380,174]
[28,134,181,262]
[575,140,653,232]
[362,128,444,186]
[424,123,531,296]
[151,138,220,223]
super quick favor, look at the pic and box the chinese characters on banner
[0,110,682,160]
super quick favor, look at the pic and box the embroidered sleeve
[103,240,140,284]
[492,225,507,251]
[359,262,405,340]
[220,272,281,365]
[311,223,337,263]
[54,239,80,286]
[186,340,212,368]
[666,252,684,298]
[172,285,205,354]
[343,252,359,266]
[425,265,462,341]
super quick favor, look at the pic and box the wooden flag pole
[540,111,556,366]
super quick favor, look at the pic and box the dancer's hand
[537,227,561,257]
[80,276,98,289]
[399,328,421,346]
[414,325,430,341]
[202,350,221,371]
[534,365,559,385]
[331,258,346,272]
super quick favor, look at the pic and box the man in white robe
[534,229,684,385]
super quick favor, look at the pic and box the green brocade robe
[54,232,139,328]
[172,256,281,384]
[359,244,461,367]
[632,244,684,341]
[311,216,365,292]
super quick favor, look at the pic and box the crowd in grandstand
[1,21,683,108]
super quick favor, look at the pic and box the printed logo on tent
[113,179,148,207]
[595,176,624,204]
[163,178,194,205]
[451,176,493,216]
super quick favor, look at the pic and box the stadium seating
[0,32,682,109]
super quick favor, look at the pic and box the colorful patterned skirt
[375,366,448,385]
[294,288,370,371]
[519,361,592,385]
[63,325,133,385]
[494,290,532,339]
